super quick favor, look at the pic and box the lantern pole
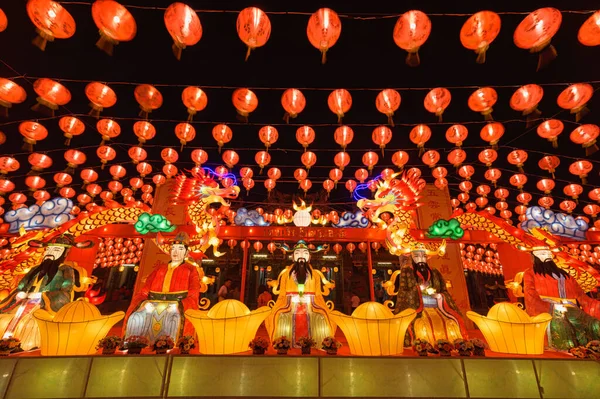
[366,241,375,302]
[240,239,249,303]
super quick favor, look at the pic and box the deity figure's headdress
[169,231,190,247]
[277,240,329,253]
[29,233,94,249]
[397,240,446,257]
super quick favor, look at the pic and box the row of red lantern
[18,3,600,63]
[229,239,380,255]
[94,236,144,268]
[459,242,504,276]
[565,243,600,266]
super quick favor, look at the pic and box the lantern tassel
[436,112,443,122]
[536,44,557,72]
[31,98,57,116]
[88,104,102,119]
[405,51,420,67]
[574,106,590,122]
[172,42,183,61]
[96,32,118,56]
[32,29,54,51]
[187,109,195,122]
[283,113,290,124]
[64,137,72,146]
[64,166,75,174]
[518,166,524,174]
[475,47,488,64]
[0,105,9,118]
[22,141,33,152]
[483,111,494,121]
[551,139,558,149]
[139,109,149,120]
[387,114,394,127]
[380,147,385,157]
[585,143,599,156]
[525,108,542,128]
[236,112,249,123]
[321,50,327,64]
[245,46,253,62]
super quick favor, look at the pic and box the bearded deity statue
[384,242,467,346]
[0,234,94,350]
[521,247,600,350]
[124,232,210,344]
[265,241,336,347]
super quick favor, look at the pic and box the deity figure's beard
[412,260,432,284]
[533,257,570,279]
[37,253,67,283]
[292,258,312,285]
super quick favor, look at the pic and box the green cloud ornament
[426,218,464,240]
[134,213,176,235]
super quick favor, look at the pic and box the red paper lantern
[569,160,593,184]
[393,10,431,66]
[64,149,86,172]
[92,0,137,55]
[334,125,354,150]
[301,151,317,171]
[448,149,467,168]
[232,88,258,121]
[281,88,306,122]
[161,148,179,164]
[537,119,563,148]
[0,9,6,33]
[96,119,121,144]
[128,146,147,165]
[27,0,76,50]
[446,124,468,147]
[0,158,19,174]
[570,124,599,156]
[372,126,392,155]
[468,87,497,120]
[514,8,561,71]
[222,150,240,169]
[255,151,271,173]
[460,11,501,63]
[181,86,207,120]
[133,121,156,144]
[578,11,600,47]
[392,151,409,170]
[328,89,352,123]
[510,84,543,123]
[334,152,350,171]
[174,122,196,151]
[59,116,85,145]
[97,145,116,169]
[480,122,504,148]
[307,8,341,63]
[85,82,116,118]
[424,88,451,121]
[28,153,52,172]
[19,121,48,151]
[557,83,593,122]
[32,78,71,115]
[212,124,233,152]
[164,2,202,60]
[409,124,431,155]
[237,7,271,60]
[259,126,278,149]
[191,149,208,166]
[375,89,401,126]
[0,78,26,117]
[362,151,379,173]
[134,84,163,119]
[538,155,560,178]
[137,162,152,177]
[296,126,315,150]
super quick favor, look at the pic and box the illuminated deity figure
[0,234,94,350]
[124,232,210,343]
[521,247,600,350]
[265,241,336,347]
[384,242,467,346]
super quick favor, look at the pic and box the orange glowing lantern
[163,164,178,179]
[329,168,343,187]
[133,120,156,144]
[478,149,497,167]
[307,8,341,63]
[514,8,561,71]
[27,0,76,50]
[435,178,448,191]
[237,7,270,60]
[445,124,468,147]
[80,169,98,186]
[128,146,147,165]
[242,178,255,195]
[300,179,312,194]
[164,2,202,60]
[345,180,357,194]
[485,168,501,187]
[0,179,15,196]
[362,151,379,173]
[355,169,368,184]
[28,153,52,173]
[589,189,600,203]
[222,150,239,169]
[448,149,467,168]
[267,168,281,181]
[97,145,116,169]
[64,149,86,173]
[578,11,600,46]
[334,152,350,171]
[175,122,196,151]
[422,150,440,168]
[281,89,305,123]
[393,10,431,67]
[517,192,532,205]
[0,78,27,117]
[92,0,137,55]
[376,89,401,126]
[323,179,334,196]
[85,82,116,118]
[459,165,474,181]
[460,11,501,63]
[32,78,70,115]
[557,83,593,122]
[259,126,279,150]
[507,150,528,173]
[240,167,253,180]
[232,88,258,121]
[0,9,6,32]
[392,151,409,170]
[510,84,543,126]
[161,148,179,164]
[294,168,307,183]
[570,124,599,156]
[459,181,473,193]
[296,126,315,150]
[564,184,583,203]
[0,157,19,175]
[59,116,85,146]
[301,151,317,172]
[212,124,233,153]
[19,121,48,151]
[570,160,593,184]
[372,126,392,156]
[137,162,152,177]
[53,172,72,188]
[509,174,528,191]
[255,151,271,173]
[109,165,126,180]
[560,200,577,214]
[334,125,354,150]
[536,119,563,148]
[328,89,352,123]
[191,149,208,167]
[424,88,451,121]
[468,87,497,120]
[409,124,431,156]
[584,204,600,219]
[538,155,560,179]
[96,119,121,144]
[480,122,504,148]
[134,84,163,119]
[153,174,166,186]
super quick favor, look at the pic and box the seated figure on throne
[0,234,94,350]
[124,232,203,343]
[265,241,336,347]
[384,242,467,346]
[520,247,600,350]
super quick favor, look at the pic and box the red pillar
[240,239,249,303]
[366,241,375,302]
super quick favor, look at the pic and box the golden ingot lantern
[185,299,271,354]
[330,302,416,356]
[467,302,551,355]
[33,298,124,356]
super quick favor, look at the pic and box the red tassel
[406,51,420,67]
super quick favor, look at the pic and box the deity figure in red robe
[523,247,600,350]
[124,232,203,343]
[265,241,336,348]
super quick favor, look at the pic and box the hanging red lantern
[372,126,392,156]
[564,184,583,203]
[237,7,270,61]
[446,149,466,168]
[299,179,312,195]
[191,149,208,167]
[307,8,341,63]
[323,179,334,196]
[19,121,48,151]
[570,124,599,156]
[153,175,166,186]
[164,2,202,60]
[435,178,448,191]
[478,149,497,167]
[328,89,352,123]
[514,8,562,71]
[485,168,501,187]
[134,84,162,119]
[584,204,600,219]
[362,151,379,174]
[80,169,98,186]
[578,11,600,47]
[92,0,137,55]
[264,179,276,194]
[161,148,179,164]
[255,151,271,173]
[137,162,152,177]
[510,84,543,126]
[507,150,528,173]
[97,145,116,169]
[301,151,317,172]
[28,153,52,173]
[569,160,593,184]
[109,165,126,180]
[85,82,116,118]
[267,167,281,181]
[334,125,354,150]
[32,78,71,115]
[392,151,409,170]
[259,126,278,149]
[174,122,196,151]
[468,87,497,120]
[446,124,468,147]
[376,89,401,126]
[560,200,577,214]
[54,172,72,188]
[59,116,85,146]
[181,86,207,121]
[517,192,532,205]
[477,185,491,196]
[0,9,6,32]
[281,88,305,123]
[222,150,239,169]
[133,120,156,144]
[0,158,19,175]
[232,88,258,121]
[409,124,431,156]
[480,122,504,148]
[557,83,593,122]
[163,164,178,179]
[422,150,440,168]
[460,11,501,63]
[128,146,147,165]
[458,165,474,180]
[329,168,343,187]
[240,167,253,180]
[0,78,26,117]
[296,126,315,150]
[96,119,121,144]
[64,149,86,173]
[355,169,368,184]
[536,119,563,148]
[345,180,357,194]
[509,174,528,191]
[27,0,76,51]
[334,152,350,171]
[424,88,451,121]
[538,155,560,179]
[393,10,431,67]
[0,179,15,196]
[242,178,254,195]
[212,124,233,153]
[294,168,307,183]
[432,167,447,179]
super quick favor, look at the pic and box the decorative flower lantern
[134,84,162,119]
[468,87,497,120]
[372,126,392,156]
[424,88,451,121]
[174,122,196,151]
[460,11,501,63]
[480,122,504,148]
[96,119,120,144]
[393,10,431,66]
[409,124,431,156]
[328,89,352,123]
[578,11,600,46]
[510,84,543,126]
[557,83,593,122]
[212,124,233,153]
[27,0,76,50]
[92,0,137,55]
[85,82,116,118]
[232,88,258,121]
[19,121,48,151]
[281,88,305,122]
[376,89,401,126]
[392,151,409,170]
[259,125,278,150]
[0,78,27,116]
[237,7,271,60]
[164,2,202,60]
[334,125,354,150]
[181,86,207,121]
[536,119,563,148]
[514,8,562,71]
[59,116,85,146]
[307,8,341,63]
[570,124,599,155]
[32,78,71,115]
[296,126,315,150]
